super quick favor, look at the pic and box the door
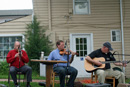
[70,33,93,77]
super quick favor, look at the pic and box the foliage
[24,16,53,73]
[0,61,9,75]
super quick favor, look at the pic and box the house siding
[33,0,130,77]
[0,15,32,34]
[123,0,130,77]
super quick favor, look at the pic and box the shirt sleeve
[48,52,53,60]
[21,50,29,63]
[88,50,98,59]
[6,51,16,63]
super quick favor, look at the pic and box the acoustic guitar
[84,57,130,72]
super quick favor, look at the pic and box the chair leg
[94,72,98,83]
[8,72,10,87]
[91,72,98,83]
[53,73,55,87]
[105,77,116,87]
[91,72,93,83]
[113,78,115,87]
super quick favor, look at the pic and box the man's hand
[14,53,20,58]
[14,52,22,58]
[122,63,127,67]
[94,61,102,66]
[71,52,76,56]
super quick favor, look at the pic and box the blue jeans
[53,66,78,87]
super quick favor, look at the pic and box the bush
[0,61,9,75]
[24,16,53,73]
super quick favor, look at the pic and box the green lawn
[0,73,59,87]
[0,73,130,87]
[0,81,41,87]
[0,81,60,87]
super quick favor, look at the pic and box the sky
[0,0,33,10]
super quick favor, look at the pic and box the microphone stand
[18,47,21,87]
[113,54,130,56]
[65,41,69,87]
[113,51,130,56]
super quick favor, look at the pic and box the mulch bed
[80,79,99,84]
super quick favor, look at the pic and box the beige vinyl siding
[51,0,121,48]
[33,0,122,49]
[34,0,130,76]
[123,0,130,77]
[0,15,32,34]
[33,0,48,26]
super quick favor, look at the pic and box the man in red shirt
[6,41,32,87]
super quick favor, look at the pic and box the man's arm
[21,50,29,63]
[85,56,102,66]
[47,52,53,60]
[114,62,127,67]
[69,51,76,63]
[6,51,16,63]
[69,55,74,64]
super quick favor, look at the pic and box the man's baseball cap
[103,42,113,51]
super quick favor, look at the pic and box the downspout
[32,0,34,22]
[31,0,34,34]
[48,0,52,30]
[120,0,125,72]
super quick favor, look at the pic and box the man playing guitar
[85,42,127,84]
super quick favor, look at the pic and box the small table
[31,59,67,87]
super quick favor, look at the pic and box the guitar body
[84,57,105,72]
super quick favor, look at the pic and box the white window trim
[0,34,25,61]
[110,29,121,42]
[73,0,91,15]
[70,33,93,54]
[0,34,25,49]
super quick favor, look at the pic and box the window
[0,35,24,60]
[75,38,88,57]
[111,30,121,42]
[73,0,90,14]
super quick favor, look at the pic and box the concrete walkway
[0,77,88,83]
[0,79,61,83]
[0,79,47,82]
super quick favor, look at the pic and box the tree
[24,16,53,73]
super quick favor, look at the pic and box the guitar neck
[101,61,129,64]
[84,57,130,72]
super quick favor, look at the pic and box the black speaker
[117,83,130,87]
[38,82,46,87]
[85,83,111,87]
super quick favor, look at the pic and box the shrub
[24,16,53,73]
[0,61,9,75]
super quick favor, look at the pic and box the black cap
[103,42,113,51]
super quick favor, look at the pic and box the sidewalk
[0,79,60,83]
[0,79,46,82]
[0,77,90,83]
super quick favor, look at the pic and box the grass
[0,81,41,87]
[0,81,60,87]
[125,78,130,83]
[0,72,60,87]
[0,72,130,87]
